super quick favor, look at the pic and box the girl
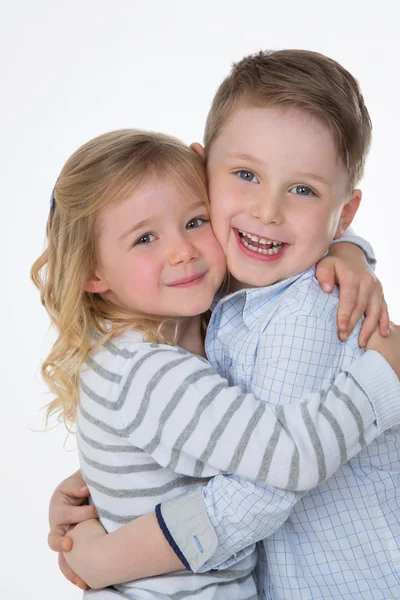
[33,130,400,599]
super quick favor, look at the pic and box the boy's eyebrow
[296,172,331,186]
[228,152,265,166]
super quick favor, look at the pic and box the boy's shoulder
[275,268,340,324]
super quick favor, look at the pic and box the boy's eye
[235,169,259,183]
[135,233,156,245]
[289,185,316,197]
[186,217,208,229]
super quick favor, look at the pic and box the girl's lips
[167,273,206,288]
[234,228,288,262]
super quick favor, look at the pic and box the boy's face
[205,105,361,289]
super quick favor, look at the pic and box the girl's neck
[175,315,206,357]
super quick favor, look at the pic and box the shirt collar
[213,267,316,329]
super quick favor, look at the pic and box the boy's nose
[250,195,284,226]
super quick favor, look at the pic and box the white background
[2,1,399,598]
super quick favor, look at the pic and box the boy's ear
[334,189,362,239]
[83,272,109,294]
[190,142,205,160]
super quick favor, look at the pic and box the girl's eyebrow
[119,218,151,241]
[118,200,207,241]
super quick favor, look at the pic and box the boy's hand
[316,243,389,347]
[366,323,400,378]
[58,550,89,591]
[63,520,108,589]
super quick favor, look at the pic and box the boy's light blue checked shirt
[159,254,400,599]
[199,267,400,600]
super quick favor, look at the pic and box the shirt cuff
[157,487,218,572]
[331,228,376,269]
[347,350,400,433]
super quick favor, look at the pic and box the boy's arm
[63,514,183,589]
[156,328,400,574]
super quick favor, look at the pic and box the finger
[378,297,390,337]
[358,295,383,347]
[315,262,335,293]
[57,479,89,500]
[50,503,98,530]
[58,553,89,590]
[48,525,71,552]
[337,285,359,338]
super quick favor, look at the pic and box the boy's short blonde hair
[204,49,372,188]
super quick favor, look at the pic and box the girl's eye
[235,169,259,183]
[135,233,156,245]
[289,184,316,197]
[186,217,208,229]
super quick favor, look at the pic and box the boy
[50,50,400,599]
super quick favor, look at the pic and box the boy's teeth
[240,235,282,254]
[239,230,283,247]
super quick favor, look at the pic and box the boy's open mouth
[238,230,285,255]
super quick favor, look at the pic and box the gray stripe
[86,586,132,598]
[168,572,255,599]
[77,424,143,453]
[166,567,255,580]
[167,382,228,472]
[301,402,326,483]
[193,393,247,477]
[227,402,266,473]
[287,445,300,489]
[103,339,138,359]
[86,356,122,383]
[332,382,366,447]
[319,394,348,464]
[80,348,177,410]
[79,447,161,474]
[97,506,140,523]
[143,368,219,455]
[257,407,283,482]
[85,473,206,498]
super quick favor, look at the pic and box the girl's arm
[317,232,389,346]
[103,344,397,491]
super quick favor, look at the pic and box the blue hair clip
[50,177,60,211]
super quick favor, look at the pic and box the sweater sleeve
[81,344,400,492]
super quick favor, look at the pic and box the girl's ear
[334,189,362,239]
[190,142,205,160]
[83,273,109,293]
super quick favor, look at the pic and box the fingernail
[322,283,331,292]
[61,539,70,551]
[80,485,89,492]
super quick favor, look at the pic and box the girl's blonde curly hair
[31,129,210,429]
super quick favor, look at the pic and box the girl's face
[85,176,226,319]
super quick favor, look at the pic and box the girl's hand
[316,243,389,347]
[366,323,400,378]
[48,470,97,588]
